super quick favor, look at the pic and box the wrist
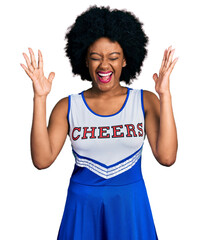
[158,91,172,102]
[33,94,47,102]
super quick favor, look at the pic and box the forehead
[88,37,123,54]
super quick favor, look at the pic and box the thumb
[48,72,55,83]
[153,73,158,82]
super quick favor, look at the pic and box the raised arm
[144,46,178,166]
[21,48,69,169]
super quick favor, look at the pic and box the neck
[89,83,126,98]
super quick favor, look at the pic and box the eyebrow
[89,52,121,56]
[110,52,121,55]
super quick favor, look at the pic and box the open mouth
[97,71,113,83]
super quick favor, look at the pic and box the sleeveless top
[67,87,145,186]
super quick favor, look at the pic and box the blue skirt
[57,178,158,239]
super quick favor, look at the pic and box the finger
[152,73,158,82]
[22,52,35,72]
[167,45,172,54]
[28,48,37,69]
[48,72,55,83]
[164,46,172,67]
[160,49,167,70]
[167,57,178,75]
[167,49,175,68]
[20,63,34,79]
[167,46,172,58]
[38,50,43,69]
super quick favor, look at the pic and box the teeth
[98,72,112,77]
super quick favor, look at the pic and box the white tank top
[67,87,145,179]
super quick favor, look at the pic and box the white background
[1,0,199,239]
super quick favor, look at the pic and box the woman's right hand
[21,48,55,98]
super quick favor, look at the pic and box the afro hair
[65,6,148,85]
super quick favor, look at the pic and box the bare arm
[144,91,177,166]
[21,48,69,169]
[31,96,69,169]
[144,46,178,166]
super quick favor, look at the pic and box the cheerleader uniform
[57,87,158,240]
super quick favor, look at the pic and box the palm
[31,69,52,96]
[21,48,55,97]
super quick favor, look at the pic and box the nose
[100,58,109,69]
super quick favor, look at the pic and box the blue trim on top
[67,95,71,132]
[141,89,145,119]
[81,87,131,117]
[74,156,142,178]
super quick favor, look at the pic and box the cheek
[114,62,124,74]
[88,64,96,75]
[87,60,98,70]
[87,63,98,80]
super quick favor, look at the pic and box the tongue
[101,75,110,81]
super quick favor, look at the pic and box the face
[86,37,126,91]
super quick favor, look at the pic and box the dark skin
[21,37,178,169]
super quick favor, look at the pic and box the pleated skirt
[57,178,158,240]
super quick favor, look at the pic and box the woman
[21,6,178,240]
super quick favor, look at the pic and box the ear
[122,58,127,67]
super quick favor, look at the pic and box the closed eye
[89,57,119,61]
[90,57,101,61]
[109,58,118,61]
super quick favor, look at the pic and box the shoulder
[55,96,69,109]
[51,96,69,120]
[143,90,158,102]
[143,90,160,114]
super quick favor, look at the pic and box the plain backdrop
[1,0,199,239]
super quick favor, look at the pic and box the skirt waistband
[69,158,143,186]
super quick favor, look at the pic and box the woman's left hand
[153,46,178,97]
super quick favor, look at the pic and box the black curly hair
[65,6,148,85]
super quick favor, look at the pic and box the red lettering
[111,125,124,138]
[81,127,97,139]
[72,127,81,141]
[137,123,143,137]
[125,124,137,137]
[72,123,143,140]
[98,126,110,138]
